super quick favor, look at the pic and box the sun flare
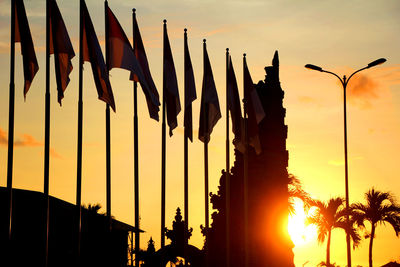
[288,199,317,246]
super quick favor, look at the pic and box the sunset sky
[1,0,400,266]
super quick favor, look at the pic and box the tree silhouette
[308,197,360,267]
[351,188,400,267]
[288,174,311,214]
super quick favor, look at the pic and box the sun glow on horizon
[288,199,317,247]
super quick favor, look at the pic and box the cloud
[298,96,317,104]
[341,64,400,109]
[328,156,363,166]
[347,74,379,109]
[14,134,42,147]
[0,128,62,159]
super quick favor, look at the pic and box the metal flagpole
[203,39,209,267]
[44,0,51,266]
[183,28,189,267]
[76,0,84,265]
[104,0,112,233]
[7,0,16,248]
[161,19,167,249]
[243,53,249,267]
[225,48,231,267]
[132,8,140,267]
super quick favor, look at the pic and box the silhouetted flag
[163,21,181,136]
[227,56,244,152]
[14,0,39,99]
[243,55,265,154]
[105,5,150,96]
[184,29,196,142]
[199,41,221,143]
[49,0,75,105]
[130,14,160,121]
[81,0,115,111]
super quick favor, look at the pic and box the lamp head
[367,58,386,68]
[305,64,323,72]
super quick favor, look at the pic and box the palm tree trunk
[369,224,375,267]
[326,230,332,267]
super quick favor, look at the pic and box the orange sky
[1,0,400,266]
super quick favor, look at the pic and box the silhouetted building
[207,51,294,266]
[0,187,141,267]
[141,208,203,267]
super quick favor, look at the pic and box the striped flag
[163,21,181,136]
[49,0,75,105]
[81,0,115,111]
[14,0,39,99]
[131,13,160,121]
[199,40,221,143]
[184,29,196,142]
[243,55,265,154]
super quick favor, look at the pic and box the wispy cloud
[328,156,363,166]
[0,128,62,159]
[347,74,379,109]
[339,65,400,109]
[298,96,318,104]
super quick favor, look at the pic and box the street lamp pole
[305,58,386,267]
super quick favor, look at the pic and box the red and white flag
[49,0,75,105]
[198,41,221,144]
[163,21,181,136]
[105,4,151,100]
[130,13,160,121]
[81,0,115,111]
[14,0,39,99]
[243,55,265,154]
[184,29,196,142]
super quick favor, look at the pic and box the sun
[288,199,317,246]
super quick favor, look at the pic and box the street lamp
[305,58,386,267]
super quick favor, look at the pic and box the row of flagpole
[7,0,266,266]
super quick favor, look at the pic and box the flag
[130,13,160,121]
[14,0,39,99]
[49,0,75,105]
[105,4,153,104]
[81,0,115,111]
[163,21,181,136]
[243,55,265,154]
[184,29,196,142]
[227,56,244,152]
[199,41,221,144]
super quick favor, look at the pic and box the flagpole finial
[132,8,136,13]
[203,39,206,43]
[226,48,229,52]
[163,19,167,24]
[184,28,187,33]
[243,53,246,57]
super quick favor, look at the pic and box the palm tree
[351,188,400,267]
[308,197,360,267]
[288,174,312,214]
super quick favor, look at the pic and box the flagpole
[7,0,16,247]
[183,28,189,267]
[161,19,167,249]
[225,48,231,267]
[76,0,84,265]
[44,0,51,266]
[243,53,249,267]
[132,8,140,267]
[104,0,112,234]
[203,39,210,267]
